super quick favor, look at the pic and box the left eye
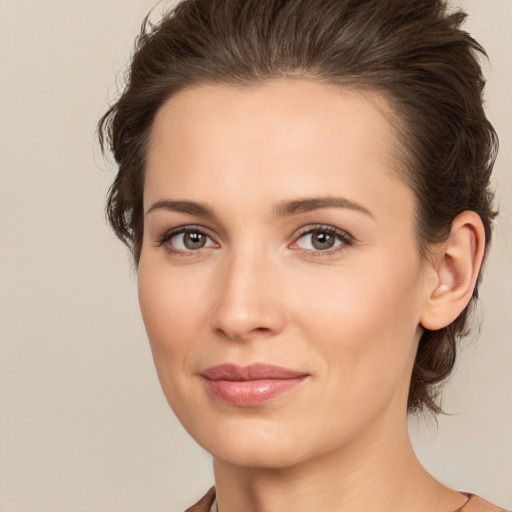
[294,227,349,251]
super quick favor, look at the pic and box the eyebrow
[272,197,373,218]
[146,196,373,219]
[146,200,217,218]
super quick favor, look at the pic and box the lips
[200,363,308,407]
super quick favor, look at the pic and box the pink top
[184,488,509,512]
[457,493,509,512]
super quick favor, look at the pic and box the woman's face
[138,80,433,468]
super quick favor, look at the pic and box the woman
[99,0,506,511]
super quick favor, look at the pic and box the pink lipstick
[200,363,308,407]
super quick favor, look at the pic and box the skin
[138,79,484,512]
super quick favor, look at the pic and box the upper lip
[200,363,308,381]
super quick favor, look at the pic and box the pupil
[184,231,206,249]
[313,231,335,250]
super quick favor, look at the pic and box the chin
[185,412,332,470]
[210,438,310,470]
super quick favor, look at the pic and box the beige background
[0,1,510,511]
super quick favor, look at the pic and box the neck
[212,412,465,512]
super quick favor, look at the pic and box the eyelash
[155,224,354,257]
[155,225,216,257]
[291,225,354,257]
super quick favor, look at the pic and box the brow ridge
[146,200,216,218]
[146,196,372,219]
[272,197,373,218]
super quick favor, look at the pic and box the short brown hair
[98,0,498,414]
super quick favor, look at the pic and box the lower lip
[204,377,307,407]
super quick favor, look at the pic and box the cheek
[136,260,217,430]
[296,256,421,339]
[293,256,422,394]
[137,259,204,379]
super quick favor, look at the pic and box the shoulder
[461,494,509,512]
[178,488,510,512]
[182,487,216,512]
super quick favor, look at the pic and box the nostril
[210,275,286,340]
[214,324,275,341]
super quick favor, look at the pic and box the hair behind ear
[409,211,486,414]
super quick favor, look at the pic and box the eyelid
[155,224,219,253]
[154,223,354,256]
[289,224,354,254]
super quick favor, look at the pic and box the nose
[210,248,286,341]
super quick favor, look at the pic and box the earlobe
[420,211,486,331]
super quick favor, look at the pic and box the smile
[200,363,309,407]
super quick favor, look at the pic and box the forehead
[148,79,400,166]
[145,79,412,221]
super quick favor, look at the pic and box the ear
[420,211,486,331]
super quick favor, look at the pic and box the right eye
[157,226,217,254]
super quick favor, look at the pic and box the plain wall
[0,1,510,511]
